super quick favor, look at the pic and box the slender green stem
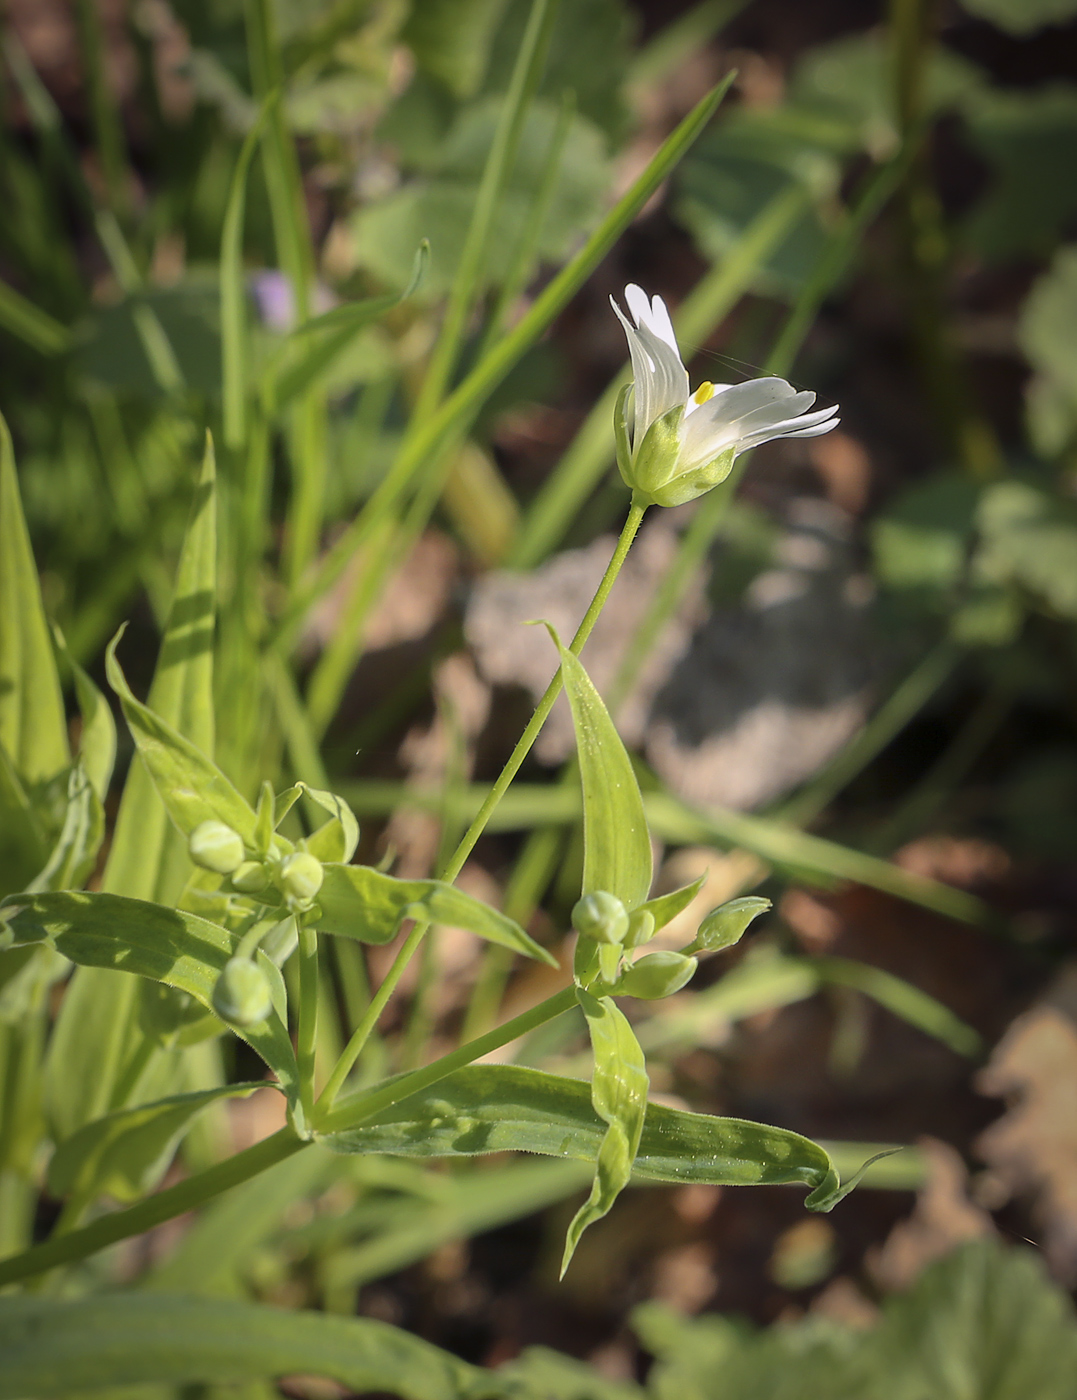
[320,986,578,1135]
[297,924,320,1122]
[411,0,558,425]
[0,1129,306,1289]
[444,499,647,885]
[315,919,423,1112]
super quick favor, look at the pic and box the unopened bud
[693,896,771,952]
[189,820,245,874]
[231,860,268,893]
[212,957,273,1027]
[260,915,298,966]
[572,891,629,946]
[278,851,324,910]
[617,950,697,999]
[625,908,656,949]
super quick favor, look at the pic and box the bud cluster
[188,816,326,1029]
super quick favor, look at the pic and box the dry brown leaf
[870,1137,994,1291]
[976,998,1077,1283]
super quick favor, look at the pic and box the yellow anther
[692,380,716,405]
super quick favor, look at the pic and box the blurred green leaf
[47,1082,264,1205]
[320,1062,845,1206]
[315,863,557,965]
[1019,243,1077,455]
[975,478,1077,618]
[0,414,69,790]
[871,473,980,595]
[963,86,1077,261]
[5,891,300,1107]
[353,101,609,297]
[561,989,648,1274]
[403,0,509,99]
[0,1293,480,1400]
[549,628,652,913]
[958,0,1077,36]
[76,281,222,398]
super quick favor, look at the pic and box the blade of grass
[0,280,71,356]
[272,76,736,660]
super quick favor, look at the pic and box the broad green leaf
[877,1239,1077,1399]
[319,1062,843,1206]
[0,412,69,787]
[3,892,300,1108]
[0,1293,480,1400]
[547,628,651,911]
[47,1083,265,1205]
[561,989,649,1275]
[299,784,360,864]
[315,863,557,965]
[403,0,508,99]
[105,635,258,848]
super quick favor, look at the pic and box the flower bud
[625,908,656,949]
[260,915,298,966]
[212,957,273,1027]
[189,820,245,874]
[572,891,629,946]
[617,950,697,999]
[278,851,324,910]
[693,896,771,952]
[231,860,268,893]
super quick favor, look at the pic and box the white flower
[610,284,839,507]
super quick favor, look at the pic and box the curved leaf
[47,1082,265,1204]
[105,634,258,848]
[319,1062,844,1207]
[26,764,103,894]
[300,783,360,864]
[0,1293,478,1400]
[316,863,557,966]
[547,627,652,911]
[2,891,299,1107]
[562,990,649,1275]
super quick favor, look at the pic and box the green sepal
[613,381,634,480]
[651,444,736,509]
[628,401,684,499]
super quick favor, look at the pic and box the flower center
[692,380,716,405]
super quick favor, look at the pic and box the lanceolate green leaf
[299,784,360,864]
[0,413,68,788]
[26,765,103,894]
[0,1293,479,1400]
[3,892,300,1107]
[635,874,707,933]
[315,863,557,966]
[319,1062,844,1207]
[103,433,219,902]
[547,628,652,911]
[47,1082,265,1206]
[105,635,257,847]
[562,990,649,1275]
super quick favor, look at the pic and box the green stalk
[316,919,422,1111]
[297,924,320,1123]
[0,1129,306,1289]
[446,498,647,885]
[319,986,578,1135]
